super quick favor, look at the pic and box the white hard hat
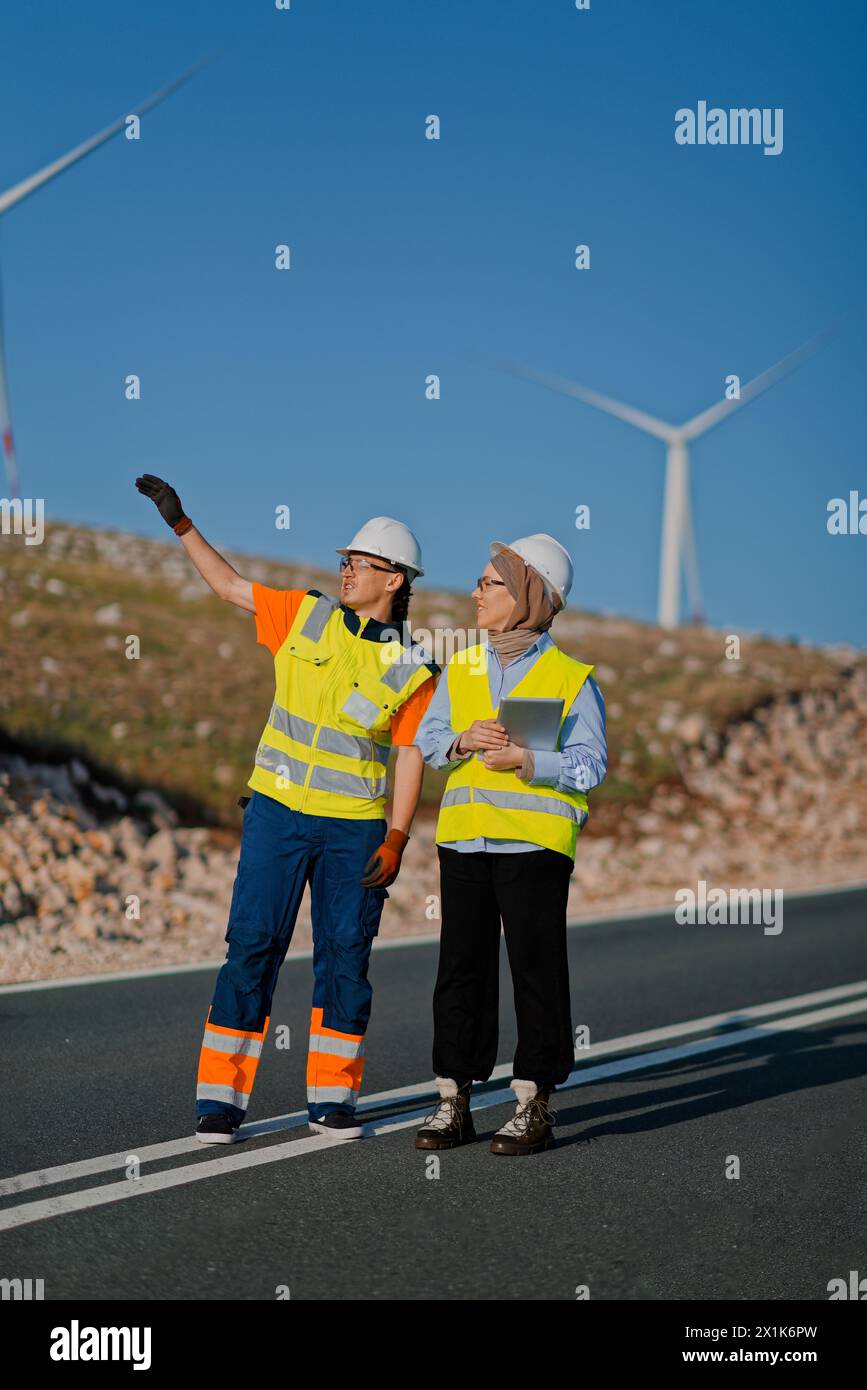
[337,516,424,580]
[490,533,573,607]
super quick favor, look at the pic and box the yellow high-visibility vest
[435,642,595,858]
[248,590,435,819]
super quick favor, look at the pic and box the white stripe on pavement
[1,989,866,1231]
[2,977,866,1199]
[2,878,865,993]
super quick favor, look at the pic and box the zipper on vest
[299,640,353,812]
[365,731,376,798]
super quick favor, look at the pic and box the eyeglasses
[476,577,507,593]
[339,555,397,576]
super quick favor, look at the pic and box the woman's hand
[482,742,524,771]
[457,719,509,753]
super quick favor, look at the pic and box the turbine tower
[0,62,207,499]
[502,330,832,627]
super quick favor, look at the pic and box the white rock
[677,715,707,745]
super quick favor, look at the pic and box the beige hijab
[486,547,562,665]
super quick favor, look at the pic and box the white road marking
[1,988,866,1231]
[3,978,861,1195]
[2,878,864,994]
[3,976,865,1199]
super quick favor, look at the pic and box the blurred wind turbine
[497,328,834,627]
[0,61,209,498]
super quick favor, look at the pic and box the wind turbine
[497,329,833,627]
[0,61,208,499]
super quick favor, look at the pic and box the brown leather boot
[490,1079,556,1155]
[415,1077,475,1150]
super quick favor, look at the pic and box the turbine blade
[0,278,20,497]
[490,359,676,442]
[0,57,211,217]
[679,323,840,442]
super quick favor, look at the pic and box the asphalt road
[2,885,866,1301]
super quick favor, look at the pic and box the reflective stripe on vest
[268,702,390,765]
[435,642,594,858]
[248,590,434,819]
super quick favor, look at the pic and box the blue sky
[1,0,865,644]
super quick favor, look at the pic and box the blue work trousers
[195,791,388,1124]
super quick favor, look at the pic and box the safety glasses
[339,555,397,576]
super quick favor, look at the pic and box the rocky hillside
[1,522,866,982]
[3,521,862,824]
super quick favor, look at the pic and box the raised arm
[134,474,254,612]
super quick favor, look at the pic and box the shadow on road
[541,1021,867,1150]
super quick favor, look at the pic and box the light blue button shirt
[413,631,607,853]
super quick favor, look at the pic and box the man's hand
[135,474,186,529]
[457,719,509,753]
[360,828,409,888]
[482,742,524,772]
[134,478,254,610]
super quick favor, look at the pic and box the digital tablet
[496,696,564,751]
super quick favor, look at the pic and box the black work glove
[135,473,186,528]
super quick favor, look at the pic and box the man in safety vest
[135,475,438,1143]
[413,534,607,1155]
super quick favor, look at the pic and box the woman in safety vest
[135,475,438,1143]
[413,534,607,1155]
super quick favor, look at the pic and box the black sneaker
[308,1112,364,1140]
[196,1113,240,1144]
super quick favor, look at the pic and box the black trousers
[432,845,575,1088]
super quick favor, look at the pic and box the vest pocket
[339,689,382,729]
[284,643,333,670]
[338,675,395,734]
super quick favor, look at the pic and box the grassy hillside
[1,521,862,830]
